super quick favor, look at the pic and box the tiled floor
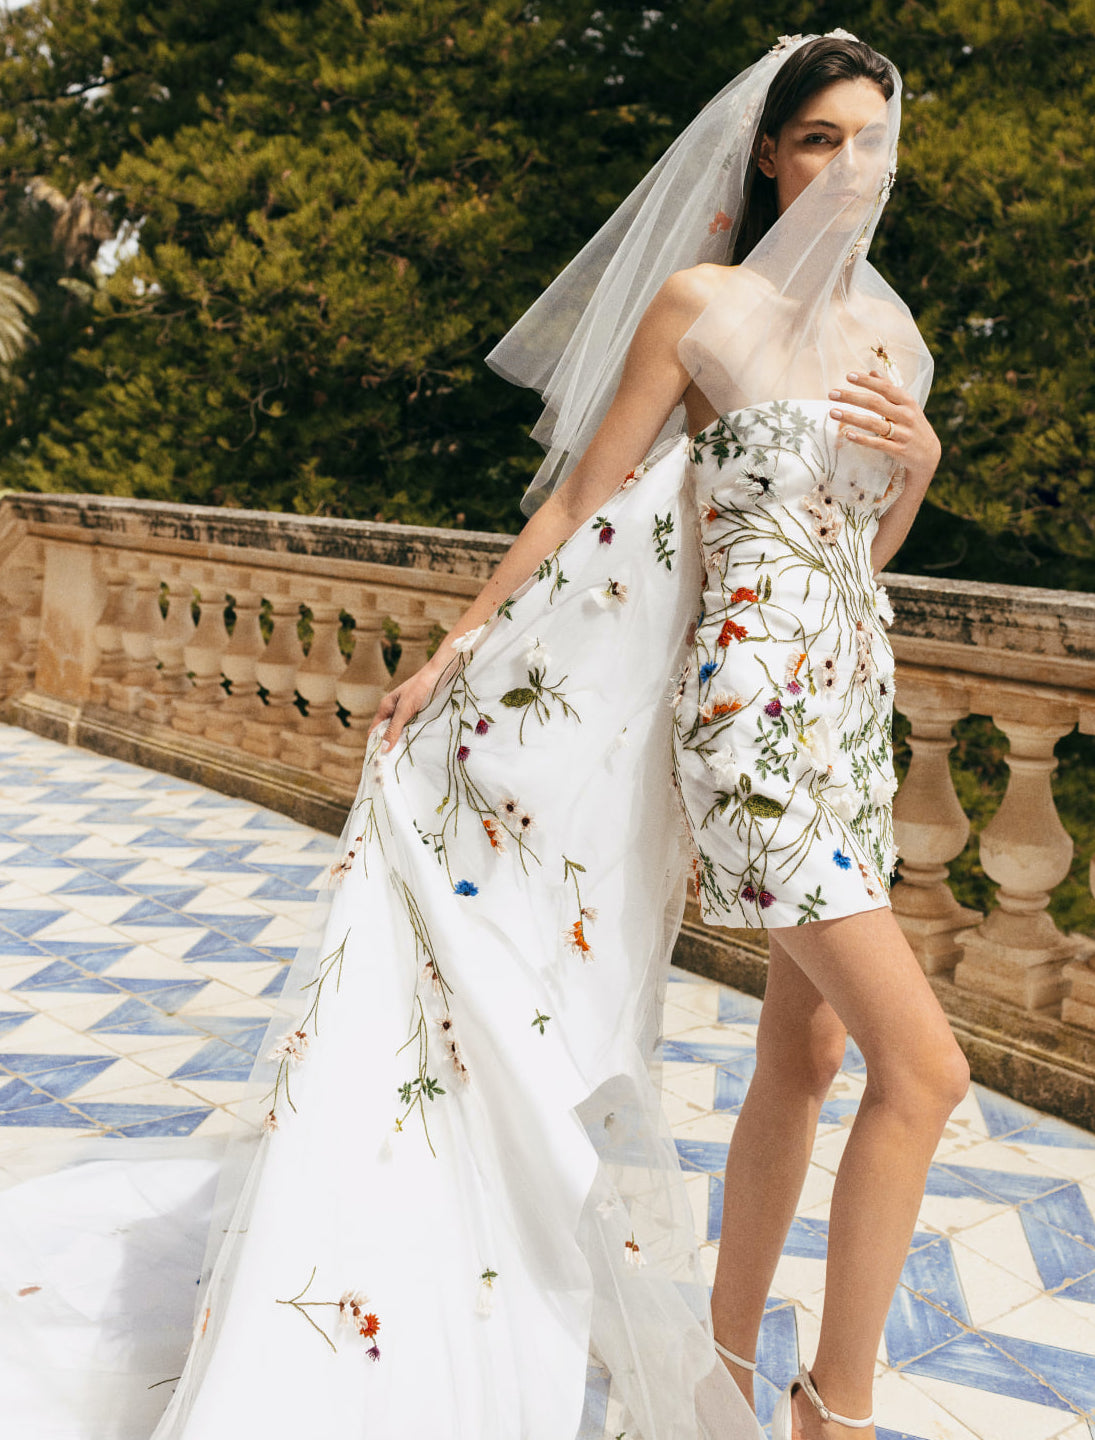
[0,723,1093,1439]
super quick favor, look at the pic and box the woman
[4,32,966,1440]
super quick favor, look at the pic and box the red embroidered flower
[475,717,489,736]
[457,745,470,762]
[717,619,748,646]
[741,884,757,903]
[730,587,759,604]
[599,524,615,544]
[708,210,732,234]
[758,890,776,909]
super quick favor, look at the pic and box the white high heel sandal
[714,1340,756,1373]
[771,1365,874,1437]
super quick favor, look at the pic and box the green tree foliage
[0,0,1093,577]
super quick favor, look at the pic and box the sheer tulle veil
[487,29,932,515]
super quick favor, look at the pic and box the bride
[2,31,968,1440]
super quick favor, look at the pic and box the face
[757,77,890,216]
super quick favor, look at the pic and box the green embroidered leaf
[501,687,537,707]
[744,794,785,819]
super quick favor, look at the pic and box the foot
[790,1386,876,1440]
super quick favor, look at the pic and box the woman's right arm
[369,270,709,751]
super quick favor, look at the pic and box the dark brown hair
[730,37,895,265]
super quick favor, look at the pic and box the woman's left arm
[827,369,942,573]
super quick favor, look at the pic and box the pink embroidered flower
[475,717,489,736]
[764,699,782,719]
[457,744,470,762]
[758,890,776,909]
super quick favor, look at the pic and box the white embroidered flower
[590,578,628,608]
[524,635,550,670]
[817,655,839,692]
[873,584,895,627]
[869,772,899,809]
[624,1234,647,1268]
[827,785,861,823]
[797,718,835,773]
[268,1029,309,1065]
[262,1109,279,1134]
[338,1290,371,1328]
[476,1280,495,1316]
[451,623,486,654]
[707,743,743,791]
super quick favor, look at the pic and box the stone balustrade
[2,492,1095,1124]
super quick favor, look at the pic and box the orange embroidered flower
[482,816,505,850]
[710,696,742,718]
[359,1313,381,1340]
[717,619,748,646]
[730,587,758,604]
[705,505,719,523]
[566,920,592,956]
[708,210,732,234]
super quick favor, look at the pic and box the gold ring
[884,418,896,439]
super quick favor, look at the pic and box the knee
[871,1036,970,1129]
[758,1018,847,1104]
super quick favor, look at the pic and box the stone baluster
[954,705,1080,1011]
[320,591,392,786]
[173,568,230,737]
[241,579,304,760]
[140,562,197,725]
[0,556,43,698]
[205,577,265,746]
[88,558,129,707]
[389,596,434,686]
[107,558,164,715]
[1063,707,1095,1030]
[284,584,347,772]
[891,687,982,975]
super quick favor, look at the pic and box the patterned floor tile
[2,723,1095,1435]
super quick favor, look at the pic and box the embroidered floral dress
[674,398,903,929]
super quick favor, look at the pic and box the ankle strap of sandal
[714,1339,756,1371]
[796,1366,874,1428]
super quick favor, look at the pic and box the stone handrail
[2,492,1095,1123]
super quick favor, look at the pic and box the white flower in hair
[771,33,804,54]
[826,27,861,42]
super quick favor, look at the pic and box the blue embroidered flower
[832,850,852,870]
[699,660,717,684]
[454,879,479,896]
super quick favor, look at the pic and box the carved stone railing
[2,493,1095,1126]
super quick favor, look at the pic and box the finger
[366,691,399,739]
[844,369,907,403]
[382,698,419,752]
[839,423,899,450]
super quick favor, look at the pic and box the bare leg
[710,935,847,1408]
[770,907,969,1438]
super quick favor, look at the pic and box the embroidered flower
[339,1290,372,1329]
[869,772,899,808]
[591,578,628,608]
[624,1234,647,1268]
[858,860,881,900]
[764,698,782,719]
[700,501,720,525]
[437,1016,469,1082]
[365,1341,381,1362]
[785,650,807,694]
[456,744,470,763]
[818,655,839,692]
[717,619,748,647]
[524,635,550,670]
[621,463,646,490]
[451,623,486,654]
[813,512,844,544]
[263,1109,279,1134]
[592,515,615,544]
[740,883,757,903]
[269,1029,309,1065]
[730,586,759,604]
[423,958,444,994]
[708,209,732,234]
[699,660,718,684]
[475,717,490,736]
[700,690,743,724]
[454,879,479,897]
[832,850,852,871]
[565,919,593,959]
[797,718,835,772]
[827,787,861,823]
[477,1268,498,1316]
[853,622,876,687]
[758,890,776,909]
[482,816,507,851]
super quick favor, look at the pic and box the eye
[804,133,833,145]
